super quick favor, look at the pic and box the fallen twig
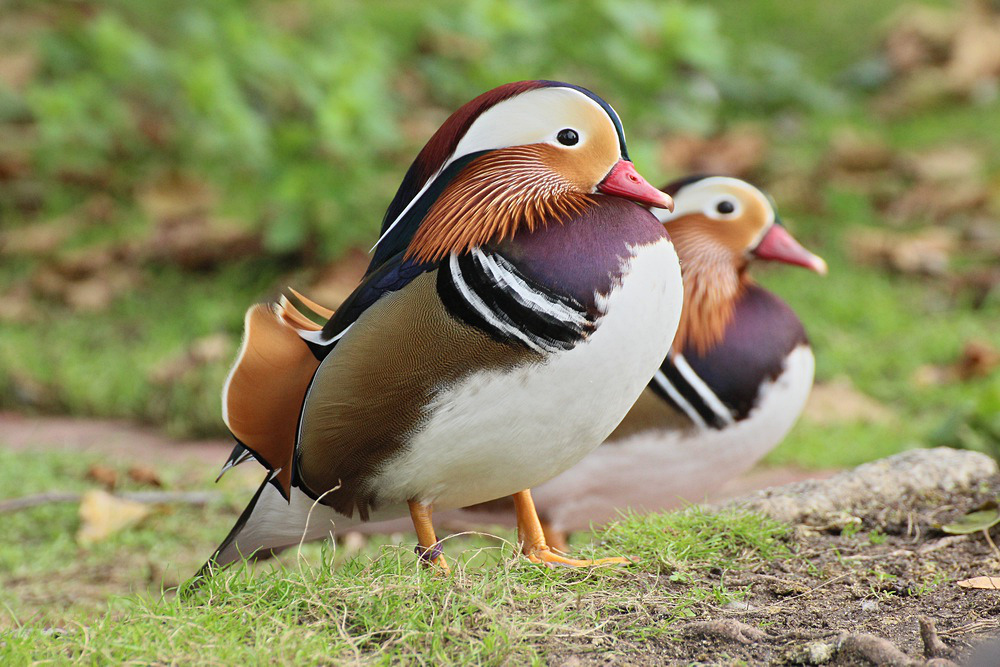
[917,535,969,554]
[682,619,767,644]
[939,619,1000,639]
[837,633,913,666]
[0,491,219,514]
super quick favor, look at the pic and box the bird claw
[524,546,633,568]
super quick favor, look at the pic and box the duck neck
[673,244,748,356]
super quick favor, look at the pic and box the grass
[0,446,790,664]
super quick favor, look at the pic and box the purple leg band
[414,541,444,562]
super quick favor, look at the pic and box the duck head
[656,175,826,354]
[369,81,671,270]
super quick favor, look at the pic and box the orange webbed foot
[524,546,632,568]
[512,489,633,568]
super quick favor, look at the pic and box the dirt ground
[551,455,1000,666]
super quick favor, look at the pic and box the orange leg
[512,490,631,567]
[408,500,450,573]
[541,521,570,554]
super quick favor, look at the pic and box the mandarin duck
[201,81,682,573]
[439,176,827,549]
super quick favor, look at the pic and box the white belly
[368,238,683,511]
[526,344,816,531]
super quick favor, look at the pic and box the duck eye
[716,200,736,215]
[556,128,579,146]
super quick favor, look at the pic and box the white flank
[517,344,816,533]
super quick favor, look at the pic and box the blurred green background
[1,0,999,466]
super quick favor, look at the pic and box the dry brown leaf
[64,270,139,313]
[189,333,232,364]
[883,181,990,224]
[951,266,1000,309]
[86,464,119,491]
[0,283,39,324]
[912,364,953,388]
[0,217,79,257]
[659,127,768,179]
[142,217,263,270]
[955,339,1000,380]
[127,465,163,488]
[0,49,38,91]
[135,175,263,268]
[803,378,895,426]
[77,490,150,545]
[23,240,141,312]
[903,145,984,183]
[0,196,120,259]
[873,69,960,116]
[0,153,29,182]
[875,1,1000,117]
[138,176,216,223]
[946,8,1000,90]
[761,174,825,213]
[957,576,1000,589]
[54,247,117,280]
[829,131,895,174]
[149,333,234,385]
[883,5,956,74]
[423,30,487,60]
[913,339,1000,386]
[881,0,1000,103]
[849,228,957,276]
[965,218,1000,248]
[82,194,117,224]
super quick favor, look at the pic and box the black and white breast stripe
[437,249,596,353]
[649,352,735,430]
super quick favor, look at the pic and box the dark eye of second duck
[716,200,736,214]
[556,128,579,146]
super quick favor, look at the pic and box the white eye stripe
[455,88,612,161]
